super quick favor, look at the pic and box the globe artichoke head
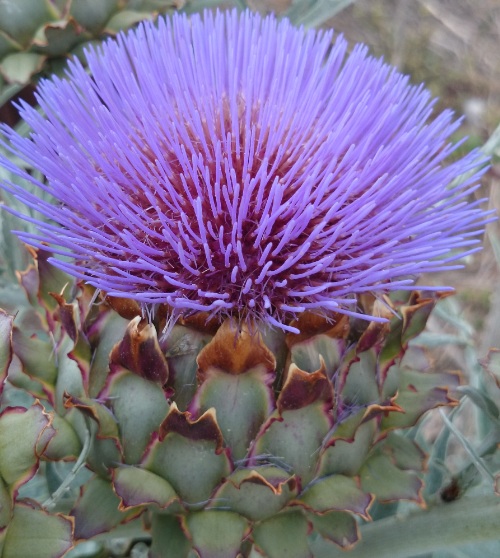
[0,9,491,558]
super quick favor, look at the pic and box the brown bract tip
[63,393,97,418]
[401,297,435,329]
[178,312,221,335]
[286,312,350,348]
[355,297,395,352]
[235,470,298,495]
[278,359,333,412]
[361,398,404,423]
[50,292,78,342]
[159,403,224,453]
[110,316,169,385]
[103,294,142,320]
[197,319,276,381]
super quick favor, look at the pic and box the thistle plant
[0,8,497,558]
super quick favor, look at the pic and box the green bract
[0,0,183,96]
[0,249,460,556]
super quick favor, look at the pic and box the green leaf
[0,0,60,46]
[253,511,312,558]
[3,352,46,399]
[412,332,468,349]
[87,312,129,398]
[11,327,58,388]
[210,466,298,521]
[70,0,119,34]
[186,510,249,558]
[150,514,191,558]
[163,324,213,410]
[0,83,23,107]
[151,433,229,505]
[0,403,54,491]
[0,278,34,326]
[360,453,423,504]
[44,413,82,461]
[0,475,12,528]
[63,395,119,439]
[32,19,83,56]
[143,406,231,508]
[15,263,39,309]
[63,396,122,476]
[36,250,74,314]
[340,350,380,406]
[3,503,73,558]
[0,210,33,285]
[0,309,13,391]
[104,11,152,33]
[105,368,170,464]
[87,437,122,479]
[296,474,372,518]
[0,32,17,63]
[318,420,376,477]
[439,408,495,486]
[283,0,354,28]
[62,540,104,558]
[324,408,364,441]
[72,476,131,539]
[42,460,93,514]
[381,369,459,430]
[289,334,345,376]
[54,337,87,415]
[309,495,500,558]
[192,369,273,461]
[423,414,454,499]
[308,511,359,549]
[480,348,500,389]
[382,432,426,472]
[113,466,178,510]
[0,52,46,84]
[252,406,331,485]
[400,297,436,346]
[139,0,190,9]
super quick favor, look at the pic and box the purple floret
[0,10,492,333]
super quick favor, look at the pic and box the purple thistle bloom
[0,10,492,333]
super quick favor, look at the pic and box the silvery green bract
[0,0,184,95]
[0,248,461,557]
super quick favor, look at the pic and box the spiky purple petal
[0,10,492,332]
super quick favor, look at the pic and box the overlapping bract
[0,249,461,555]
[0,10,490,332]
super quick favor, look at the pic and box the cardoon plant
[0,9,495,558]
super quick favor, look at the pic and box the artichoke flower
[0,10,489,331]
[0,9,492,558]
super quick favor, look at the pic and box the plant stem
[439,409,495,483]
[310,495,500,558]
[42,425,92,509]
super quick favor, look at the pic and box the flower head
[0,10,491,332]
